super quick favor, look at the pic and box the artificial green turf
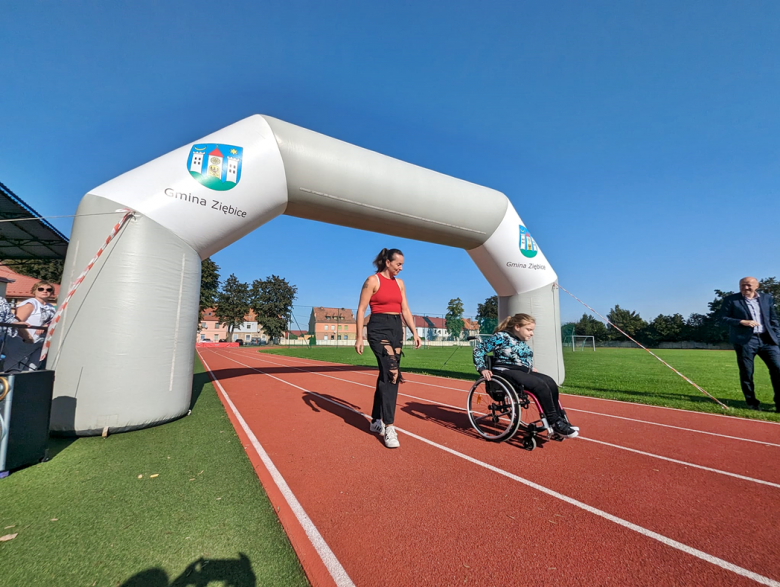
[0,356,309,587]
[262,346,780,422]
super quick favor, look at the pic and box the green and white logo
[187,143,243,191]
[519,225,538,258]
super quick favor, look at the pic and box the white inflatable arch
[48,115,563,435]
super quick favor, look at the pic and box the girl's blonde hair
[494,313,535,334]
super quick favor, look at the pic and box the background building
[308,307,356,343]
[199,308,266,344]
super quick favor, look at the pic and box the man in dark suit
[719,277,780,411]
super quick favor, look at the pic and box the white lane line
[213,351,780,490]
[243,349,780,426]
[567,408,780,448]
[577,437,780,489]
[204,351,780,587]
[218,350,780,448]
[399,426,780,587]
[198,352,355,587]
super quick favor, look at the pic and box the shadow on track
[197,365,372,385]
[301,391,384,443]
[400,401,481,441]
[400,400,552,451]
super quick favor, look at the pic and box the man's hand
[355,338,364,355]
[740,320,759,328]
[481,369,492,381]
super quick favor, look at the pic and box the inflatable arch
[48,115,563,435]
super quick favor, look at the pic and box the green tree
[574,313,609,341]
[643,313,686,344]
[215,274,250,341]
[606,305,647,341]
[445,297,465,340]
[698,289,734,343]
[199,258,220,322]
[251,275,298,343]
[476,295,498,334]
[561,322,576,341]
[760,277,780,316]
[2,259,64,283]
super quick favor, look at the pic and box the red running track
[198,347,780,587]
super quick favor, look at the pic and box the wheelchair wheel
[467,376,522,442]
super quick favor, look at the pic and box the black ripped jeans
[367,313,404,425]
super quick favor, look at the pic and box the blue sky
[2,1,778,323]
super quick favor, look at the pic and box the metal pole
[0,375,15,474]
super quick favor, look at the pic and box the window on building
[245,334,250,341]
[202,322,207,329]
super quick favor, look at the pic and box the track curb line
[199,351,349,587]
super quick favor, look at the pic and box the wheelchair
[466,356,569,451]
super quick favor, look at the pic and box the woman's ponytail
[373,248,403,272]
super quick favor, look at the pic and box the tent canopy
[0,182,69,259]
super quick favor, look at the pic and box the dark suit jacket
[719,292,780,346]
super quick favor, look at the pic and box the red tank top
[369,273,402,314]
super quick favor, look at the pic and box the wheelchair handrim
[467,376,522,442]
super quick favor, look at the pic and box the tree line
[565,277,779,344]
[199,258,297,342]
[469,277,780,345]
[14,258,772,347]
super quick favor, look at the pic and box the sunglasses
[37,287,54,292]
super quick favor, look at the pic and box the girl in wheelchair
[473,313,579,439]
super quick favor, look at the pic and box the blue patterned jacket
[473,331,533,372]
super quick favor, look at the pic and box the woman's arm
[15,300,34,322]
[397,279,421,349]
[473,333,501,378]
[354,276,378,355]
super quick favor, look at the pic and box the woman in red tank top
[356,248,422,448]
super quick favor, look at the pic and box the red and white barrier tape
[554,283,729,410]
[40,209,136,362]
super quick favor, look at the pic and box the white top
[17,298,56,343]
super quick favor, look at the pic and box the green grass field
[0,357,309,587]
[263,345,780,421]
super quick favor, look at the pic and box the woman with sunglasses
[3,281,57,372]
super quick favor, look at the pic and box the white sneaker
[370,419,385,436]
[384,425,400,448]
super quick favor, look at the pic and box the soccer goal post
[572,335,595,351]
